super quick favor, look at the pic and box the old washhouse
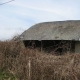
[20,20,80,54]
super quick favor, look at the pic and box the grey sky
[0,0,80,40]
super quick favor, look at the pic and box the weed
[0,40,80,80]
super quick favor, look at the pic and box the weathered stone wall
[75,41,80,53]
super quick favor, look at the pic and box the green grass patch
[0,68,17,80]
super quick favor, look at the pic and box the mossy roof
[20,20,80,40]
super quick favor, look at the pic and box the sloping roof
[20,20,80,40]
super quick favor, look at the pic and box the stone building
[19,20,80,54]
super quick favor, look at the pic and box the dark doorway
[23,40,75,55]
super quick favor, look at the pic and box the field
[0,40,80,80]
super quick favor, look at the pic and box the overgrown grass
[0,40,80,80]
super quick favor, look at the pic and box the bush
[0,40,80,80]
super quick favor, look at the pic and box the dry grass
[0,40,80,80]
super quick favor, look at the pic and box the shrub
[0,40,80,80]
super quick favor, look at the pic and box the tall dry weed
[0,40,80,80]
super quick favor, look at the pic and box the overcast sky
[0,0,80,40]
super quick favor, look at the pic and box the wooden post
[28,57,31,80]
[41,40,43,52]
